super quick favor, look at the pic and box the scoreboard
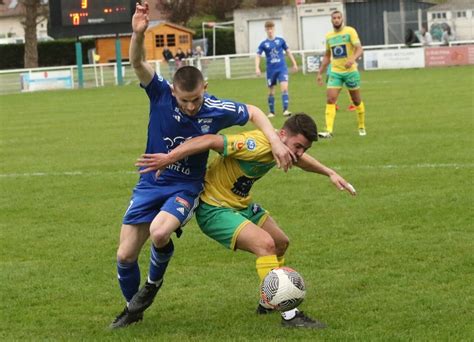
[49,0,135,38]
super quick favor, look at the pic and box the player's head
[172,66,207,116]
[265,21,275,39]
[331,11,344,30]
[279,113,318,160]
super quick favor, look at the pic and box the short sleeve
[141,73,171,103]
[257,41,264,55]
[281,38,289,51]
[222,131,272,162]
[206,98,249,131]
[350,28,361,46]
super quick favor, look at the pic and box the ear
[279,129,287,139]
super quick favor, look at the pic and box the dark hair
[331,10,342,18]
[173,66,204,92]
[282,113,318,142]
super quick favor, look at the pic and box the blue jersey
[142,73,249,184]
[257,37,289,72]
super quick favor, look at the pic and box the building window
[155,34,164,47]
[166,34,176,47]
[456,11,466,18]
[179,34,188,44]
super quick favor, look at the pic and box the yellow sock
[277,256,285,267]
[356,101,365,129]
[256,255,279,282]
[325,103,336,133]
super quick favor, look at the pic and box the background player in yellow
[316,10,366,138]
[136,114,356,329]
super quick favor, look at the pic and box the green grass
[1,66,473,341]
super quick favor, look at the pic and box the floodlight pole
[75,37,84,89]
[115,33,124,86]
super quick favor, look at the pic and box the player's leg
[279,72,291,116]
[110,223,150,329]
[319,72,342,138]
[259,215,289,265]
[267,72,277,117]
[128,189,200,314]
[346,71,366,136]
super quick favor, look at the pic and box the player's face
[331,13,343,29]
[280,131,312,160]
[172,82,207,116]
[265,26,275,39]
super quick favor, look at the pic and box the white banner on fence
[20,70,73,92]
[364,48,425,70]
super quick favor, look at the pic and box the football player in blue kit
[110,2,294,329]
[255,20,298,118]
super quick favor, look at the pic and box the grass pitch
[1,66,473,341]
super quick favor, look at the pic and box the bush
[0,39,95,70]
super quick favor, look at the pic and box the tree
[204,0,245,20]
[20,0,48,68]
[156,0,197,25]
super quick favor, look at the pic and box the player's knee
[275,236,289,256]
[256,236,277,256]
[116,246,138,264]
[327,97,338,104]
[149,228,171,248]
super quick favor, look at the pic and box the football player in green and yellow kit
[136,113,356,329]
[317,10,366,138]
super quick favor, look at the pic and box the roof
[0,0,24,18]
[148,22,195,34]
[428,0,474,11]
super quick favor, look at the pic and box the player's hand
[345,59,354,69]
[132,1,149,34]
[329,173,357,196]
[135,153,172,175]
[256,68,261,77]
[316,74,324,86]
[291,65,298,73]
[271,140,296,172]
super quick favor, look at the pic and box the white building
[427,0,474,41]
[233,2,343,54]
[0,0,50,44]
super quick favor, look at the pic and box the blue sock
[148,239,174,284]
[282,92,289,111]
[268,95,275,114]
[117,260,140,303]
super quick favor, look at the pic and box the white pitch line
[0,163,472,178]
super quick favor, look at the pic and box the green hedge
[194,28,235,56]
[0,39,95,70]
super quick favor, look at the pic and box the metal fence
[1,41,473,95]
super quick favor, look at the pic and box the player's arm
[316,49,331,86]
[246,104,296,171]
[295,153,356,196]
[255,53,262,76]
[130,2,154,87]
[345,43,363,69]
[285,48,298,72]
[136,135,224,175]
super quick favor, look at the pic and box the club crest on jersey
[175,197,190,210]
[246,138,257,151]
[201,124,210,133]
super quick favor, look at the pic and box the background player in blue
[255,21,298,118]
[110,2,295,329]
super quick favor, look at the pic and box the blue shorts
[123,177,203,227]
[266,69,289,87]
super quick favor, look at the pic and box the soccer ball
[260,267,306,311]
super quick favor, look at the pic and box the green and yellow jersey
[325,26,361,73]
[200,130,275,209]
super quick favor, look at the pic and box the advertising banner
[20,70,73,92]
[425,45,474,67]
[364,48,425,70]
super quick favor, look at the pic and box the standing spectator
[162,45,175,78]
[420,25,432,46]
[441,24,455,45]
[194,46,207,79]
[175,47,186,68]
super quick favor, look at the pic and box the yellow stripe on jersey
[201,130,275,209]
[325,26,360,73]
